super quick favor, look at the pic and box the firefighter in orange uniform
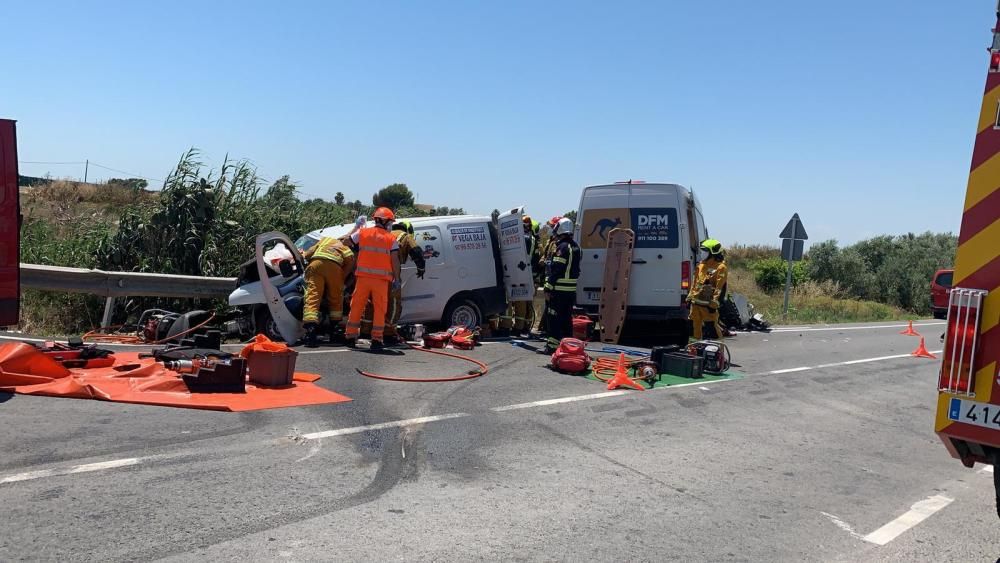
[345,207,401,351]
[301,236,355,347]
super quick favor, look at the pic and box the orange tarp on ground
[0,343,350,412]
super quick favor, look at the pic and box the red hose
[356,342,489,382]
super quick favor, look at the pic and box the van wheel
[254,305,285,342]
[443,297,483,329]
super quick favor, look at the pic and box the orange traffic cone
[900,320,920,336]
[911,337,937,359]
[606,353,645,391]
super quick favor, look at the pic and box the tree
[563,210,577,223]
[334,192,345,205]
[372,183,414,209]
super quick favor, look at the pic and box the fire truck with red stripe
[0,119,19,328]
[934,2,1000,518]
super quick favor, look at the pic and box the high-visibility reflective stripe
[554,286,576,292]
[357,266,392,276]
[360,245,391,254]
[347,322,361,328]
[552,257,567,264]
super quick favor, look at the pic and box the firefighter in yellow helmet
[687,239,728,340]
[301,236,356,347]
[382,219,427,343]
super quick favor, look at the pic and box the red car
[931,269,953,319]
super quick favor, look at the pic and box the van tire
[443,296,483,329]
[254,305,285,342]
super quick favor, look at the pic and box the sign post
[778,213,808,317]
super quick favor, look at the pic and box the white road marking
[979,465,994,474]
[301,413,470,440]
[770,322,944,333]
[820,511,864,540]
[491,391,628,412]
[769,367,811,374]
[862,494,954,546]
[297,348,351,355]
[757,351,942,376]
[0,457,141,484]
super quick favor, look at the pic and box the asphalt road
[1,320,997,562]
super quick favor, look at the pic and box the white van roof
[304,215,490,241]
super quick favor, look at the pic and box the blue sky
[4,1,993,245]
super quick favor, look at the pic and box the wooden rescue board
[599,228,634,344]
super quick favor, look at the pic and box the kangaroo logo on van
[588,217,622,241]
[580,208,631,249]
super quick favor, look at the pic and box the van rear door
[0,119,19,327]
[497,207,534,302]
[577,185,630,308]
[627,183,683,310]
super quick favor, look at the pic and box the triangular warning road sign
[779,213,808,240]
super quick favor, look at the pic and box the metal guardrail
[20,264,237,298]
[20,264,238,327]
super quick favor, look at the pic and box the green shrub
[750,257,807,293]
[807,233,956,313]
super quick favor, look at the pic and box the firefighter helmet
[373,207,395,221]
[393,220,414,235]
[554,217,574,236]
[700,238,723,256]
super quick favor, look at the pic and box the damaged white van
[228,210,534,341]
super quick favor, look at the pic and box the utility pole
[83,159,89,183]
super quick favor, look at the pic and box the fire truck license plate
[948,398,1000,430]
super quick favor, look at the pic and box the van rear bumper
[580,304,688,321]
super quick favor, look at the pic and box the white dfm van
[574,182,710,338]
[228,209,534,341]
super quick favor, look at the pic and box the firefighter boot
[304,323,319,348]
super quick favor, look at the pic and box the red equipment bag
[448,326,479,350]
[550,338,591,374]
[423,332,451,349]
[572,315,593,341]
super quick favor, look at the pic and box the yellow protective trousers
[302,259,347,325]
[512,300,533,331]
[383,285,403,338]
[689,303,721,341]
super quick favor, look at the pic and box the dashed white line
[769,322,944,333]
[757,351,942,376]
[0,457,141,484]
[862,494,954,546]
[301,413,470,440]
[979,465,994,474]
[769,367,812,374]
[491,391,628,412]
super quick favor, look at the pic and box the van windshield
[295,234,319,252]
[936,271,953,288]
